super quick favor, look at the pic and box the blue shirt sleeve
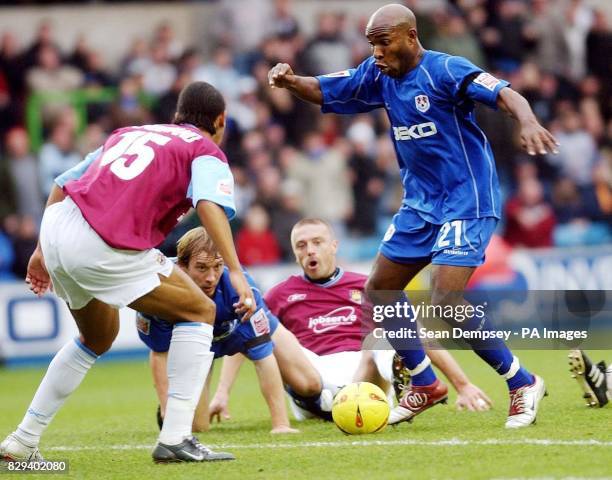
[54,147,102,188]
[188,155,236,219]
[441,56,509,109]
[245,270,279,335]
[317,57,385,114]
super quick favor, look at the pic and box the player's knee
[303,376,323,397]
[80,329,117,356]
[185,297,216,325]
[430,289,461,309]
[293,373,322,397]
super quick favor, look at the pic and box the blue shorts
[136,311,278,361]
[380,208,498,267]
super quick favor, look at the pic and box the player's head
[176,227,224,297]
[365,3,421,78]
[173,81,227,145]
[290,218,338,280]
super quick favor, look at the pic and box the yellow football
[331,382,390,435]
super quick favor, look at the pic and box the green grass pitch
[1,350,611,479]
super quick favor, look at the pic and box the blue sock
[381,298,437,387]
[455,312,533,390]
[505,366,534,390]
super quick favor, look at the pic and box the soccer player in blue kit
[268,4,559,428]
[137,227,301,434]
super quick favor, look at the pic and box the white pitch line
[46,438,612,452]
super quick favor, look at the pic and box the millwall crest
[415,94,430,113]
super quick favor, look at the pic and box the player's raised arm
[267,63,323,105]
[497,87,560,156]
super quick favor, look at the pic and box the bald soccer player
[268,4,558,428]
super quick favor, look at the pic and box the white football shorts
[289,348,395,420]
[39,196,173,310]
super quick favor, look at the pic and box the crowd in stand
[0,0,610,280]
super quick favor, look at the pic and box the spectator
[26,44,83,94]
[22,19,58,69]
[304,11,352,75]
[121,38,150,78]
[38,121,81,197]
[153,22,183,61]
[5,127,43,220]
[193,46,242,103]
[109,76,152,129]
[586,9,612,81]
[548,108,598,188]
[213,0,273,55]
[430,9,485,67]
[551,177,610,246]
[504,177,556,248]
[524,0,569,77]
[154,72,192,124]
[563,0,593,81]
[270,179,303,261]
[0,31,26,100]
[141,43,176,97]
[287,131,353,232]
[236,204,281,266]
[345,117,384,235]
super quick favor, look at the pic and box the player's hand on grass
[455,383,492,412]
[268,63,296,89]
[26,246,51,297]
[270,425,300,434]
[209,393,231,423]
[520,120,559,156]
[230,269,256,321]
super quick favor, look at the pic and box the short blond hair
[176,227,219,266]
[290,218,335,245]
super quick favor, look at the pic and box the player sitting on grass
[209,218,492,422]
[137,226,330,432]
[568,350,611,408]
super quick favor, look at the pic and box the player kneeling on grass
[137,226,325,433]
[568,350,611,408]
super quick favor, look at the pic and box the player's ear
[214,111,226,130]
[331,239,338,254]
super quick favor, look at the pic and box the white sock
[15,338,97,447]
[158,322,213,445]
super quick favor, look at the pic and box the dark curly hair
[173,81,225,135]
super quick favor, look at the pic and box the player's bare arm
[497,87,560,156]
[26,184,68,296]
[196,200,256,319]
[253,355,300,434]
[267,63,323,105]
[209,353,245,422]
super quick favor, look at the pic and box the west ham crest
[415,94,430,113]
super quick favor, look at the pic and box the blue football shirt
[317,50,509,224]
